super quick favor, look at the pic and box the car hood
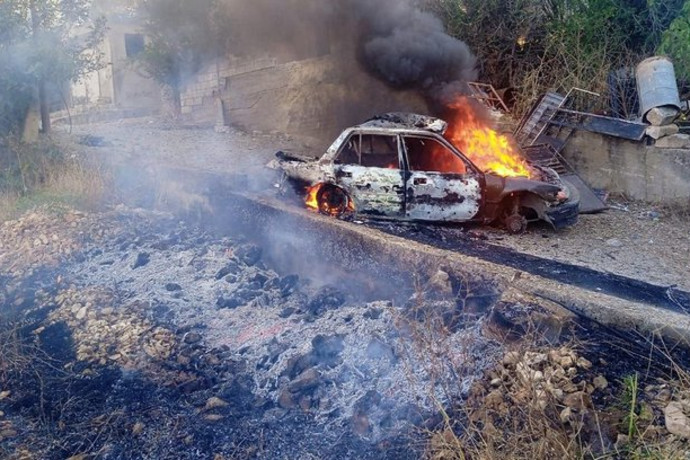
[503,176,562,198]
[484,173,563,203]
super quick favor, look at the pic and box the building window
[125,33,145,57]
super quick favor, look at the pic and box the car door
[402,134,482,222]
[333,132,405,217]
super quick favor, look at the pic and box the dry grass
[0,324,35,384]
[417,286,690,460]
[0,190,19,222]
[43,155,110,207]
[0,137,111,222]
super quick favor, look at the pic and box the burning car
[269,111,579,233]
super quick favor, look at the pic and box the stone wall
[180,56,279,123]
[180,54,427,149]
[563,131,690,206]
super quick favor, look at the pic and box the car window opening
[405,136,467,174]
[338,134,399,169]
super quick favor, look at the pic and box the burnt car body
[269,113,579,233]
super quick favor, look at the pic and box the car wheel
[316,184,350,217]
[504,214,528,234]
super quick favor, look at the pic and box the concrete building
[69,3,160,116]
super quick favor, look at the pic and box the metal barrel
[636,56,681,119]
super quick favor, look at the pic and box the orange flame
[305,183,321,211]
[445,97,530,178]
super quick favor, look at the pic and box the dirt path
[56,118,690,292]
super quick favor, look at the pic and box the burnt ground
[0,207,502,459]
[366,220,690,313]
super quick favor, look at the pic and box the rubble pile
[645,117,690,148]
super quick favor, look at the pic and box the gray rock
[664,401,690,438]
[576,357,593,369]
[183,332,202,344]
[278,389,297,409]
[645,124,679,140]
[216,289,260,309]
[646,106,679,126]
[203,396,229,411]
[655,133,690,149]
[237,245,262,266]
[132,252,151,269]
[76,305,88,320]
[563,391,590,412]
[289,368,321,393]
[165,283,182,292]
[606,238,623,248]
[502,351,521,367]
[593,375,608,390]
[428,269,453,295]
[215,261,240,280]
[516,362,543,385]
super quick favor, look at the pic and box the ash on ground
[0,207,502,459]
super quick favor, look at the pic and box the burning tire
[314,184,352,217]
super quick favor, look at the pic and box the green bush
[658,1,690,81]
[427,0,687,114]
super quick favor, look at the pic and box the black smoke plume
[352,0,477,103]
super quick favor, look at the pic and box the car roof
[356,113,448,135]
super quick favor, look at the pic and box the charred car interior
[270,113,579,233]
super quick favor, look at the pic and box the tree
[658,1,690,82]
[428,0,551,91]
[427,0,687,114]
[134,0,231,117]
[0,0,105,136]
[0,3,35,137]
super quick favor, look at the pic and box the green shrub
[658,1,690,81]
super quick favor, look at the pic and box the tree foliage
[658,1,690,81]
[0,0,105,136]
[134,0,231,113]
[427,0,687,114]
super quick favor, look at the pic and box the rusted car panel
[269,113,579,232]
